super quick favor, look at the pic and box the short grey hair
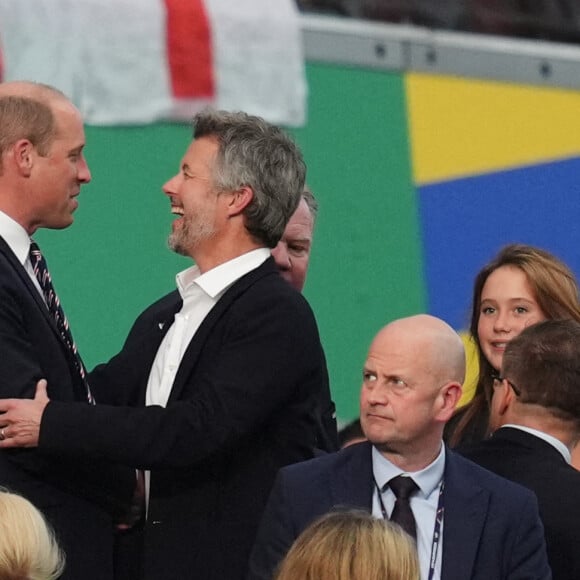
[193,109,306,248]
[302,186,318,221]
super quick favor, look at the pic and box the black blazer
[248,441,551,580]
[0,237,135,580]
[40,258,337,580]
[460,426,580,580]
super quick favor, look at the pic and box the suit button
[152,520,162,525]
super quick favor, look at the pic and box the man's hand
[0,379,50,448]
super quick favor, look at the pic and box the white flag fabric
[0,0,307,126]
[203,0,307,125]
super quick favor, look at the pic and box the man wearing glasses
[461,319,580,580]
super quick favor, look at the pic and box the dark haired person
[0,109,336,580]
[461,319,580,580]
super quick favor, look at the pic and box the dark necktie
[388,475,419,540]
[29,241,94,405]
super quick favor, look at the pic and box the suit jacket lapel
[152,295,182,340]
[331,442,375,510]
[329,445,492,579]
[167,259,276,403]
[442,450,490,580]
[130,293,182,405]
[0,237,65,344]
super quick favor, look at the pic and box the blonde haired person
[275,510,419,580]
[0,489,65,580]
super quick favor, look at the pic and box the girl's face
[477,265,547,372]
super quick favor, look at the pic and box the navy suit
[0,237,135,580]
[39,257,337,580]
[460,427,580,580]
[248,441,551,580]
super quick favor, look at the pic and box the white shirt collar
[0,210,31,266]
[175,248,270,299]
[372,444,446,498]
[501,424,571,464]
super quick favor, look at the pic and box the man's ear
[489,379,514,431]
[437,382,463,422]
[498,379,515,414]
[12,139,35,177]
[227,186,253,217]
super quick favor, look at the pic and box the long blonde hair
[0,489,65,580]
[275,510,419,580]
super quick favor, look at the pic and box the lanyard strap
[428,481,444,580]
[375,479,445,580]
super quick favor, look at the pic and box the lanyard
[375,479,445,580]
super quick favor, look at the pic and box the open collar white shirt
[372,444,445,580]
[145,248,270,408]
[143,248,269,508]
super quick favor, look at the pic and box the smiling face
[163,136,224,259]
[271,198,314,291]
[27,100,91,233]
[477,265,547,372]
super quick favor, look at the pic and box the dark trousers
[114,523,144,580]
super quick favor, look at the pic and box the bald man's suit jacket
[0,237,135,580]
[461,427,580,580]
[248,441,551,580]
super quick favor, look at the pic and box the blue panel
[418,156,580,330]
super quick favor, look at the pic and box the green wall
[36,63,425,422]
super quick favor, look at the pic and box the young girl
[446,244,580,456]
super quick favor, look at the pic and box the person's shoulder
[447,447,503,481]
[458,435,580,509]
[447,448,537,501]
[138,288,181,316]
[234,259,316,317]
[455,435,497,461]
[280,442,371,482]
[241,259,304,298]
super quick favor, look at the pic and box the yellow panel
[407,73,580,184]
[458,332,479,408]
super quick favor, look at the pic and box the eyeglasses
[493,375,521,397]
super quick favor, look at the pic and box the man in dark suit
[248,314,551,580]
[0,81,135,579]
[0,109,337,580]
[460,319,580,580]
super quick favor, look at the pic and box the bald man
[248,315,550,580]
[0,81,134,580]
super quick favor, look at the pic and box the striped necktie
[29,240,95,405]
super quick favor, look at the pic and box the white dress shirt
[143,248,270,505]
[145,248,270,407]
[372,445,445,580]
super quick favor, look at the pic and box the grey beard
[167,217,216,257]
